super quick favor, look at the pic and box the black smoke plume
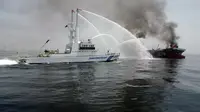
[113,0,179,46]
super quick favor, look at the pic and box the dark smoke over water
[113,0,179,46]
[0,0,178,51]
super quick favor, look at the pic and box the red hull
[165,53,185,59]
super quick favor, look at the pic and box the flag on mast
[41,39,50,49]
[45,39,50,44]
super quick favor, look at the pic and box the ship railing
[106,53,120,56]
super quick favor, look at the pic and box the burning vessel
[137,23,186,59]
[148,42,185,59]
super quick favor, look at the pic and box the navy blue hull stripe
[106,56,113,62]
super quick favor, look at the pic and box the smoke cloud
[0,0,178,51]
[113,0,179,46]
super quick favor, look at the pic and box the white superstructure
[18,9,120,64]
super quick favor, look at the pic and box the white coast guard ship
[18,9,120,64]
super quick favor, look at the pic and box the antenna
[38,37,51,55]
[65,10,74,53]
[71,10,74,41]
[75,8,80,43]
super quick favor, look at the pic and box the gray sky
[0,0,116,52]
[166,0,200,54]
[0,0,199,54]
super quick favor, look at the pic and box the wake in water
[0,58,18,66]
[126,84,152,88]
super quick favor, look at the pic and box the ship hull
[18,53,120,64]
[148,48,185,59]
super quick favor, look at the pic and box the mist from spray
[78,14,100,35]
[79,10,152,59]
[92,34,119,45]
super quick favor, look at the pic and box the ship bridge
[79,39,95,50]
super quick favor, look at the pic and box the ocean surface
[0,51,200,112]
